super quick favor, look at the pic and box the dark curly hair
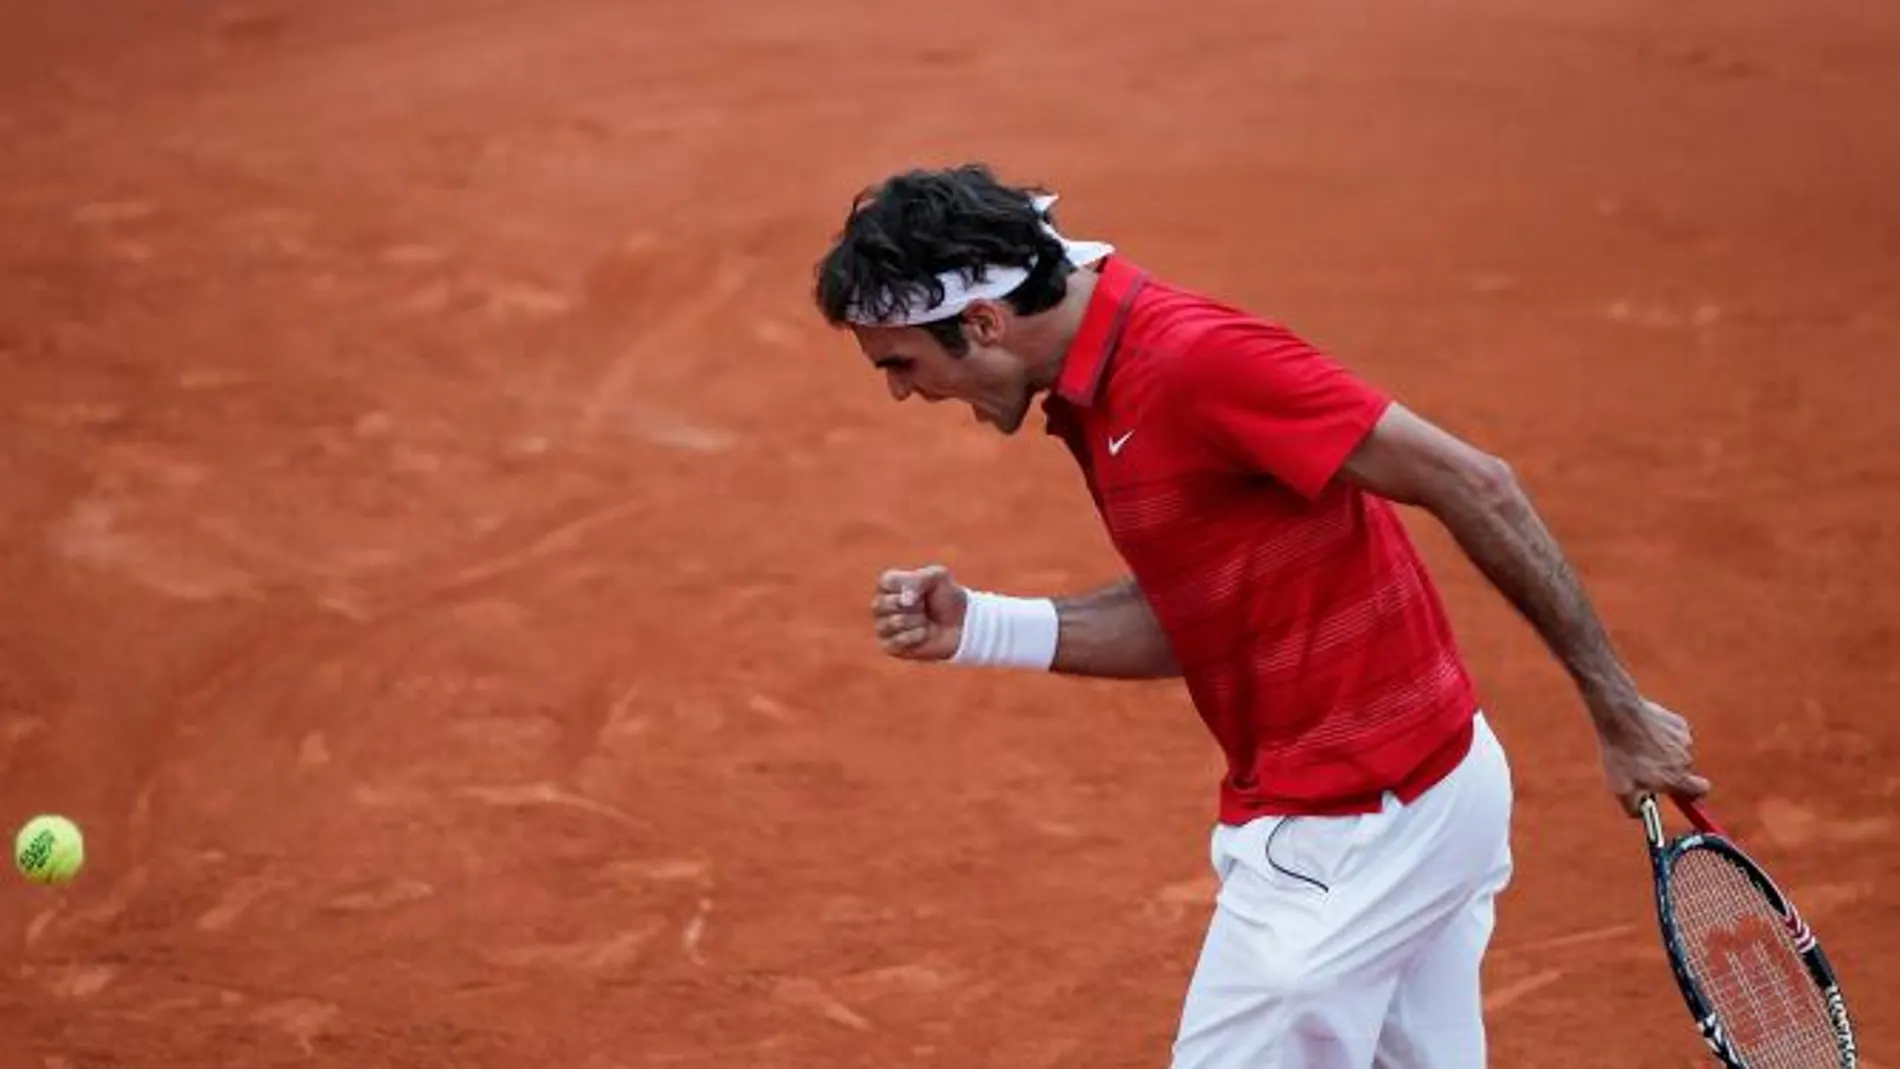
[813,163,1074,355]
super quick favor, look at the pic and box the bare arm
[1340,404,1635,715]
[1338,403,1707,808]
[1052,577,1181,679]
[870,567,1178,680]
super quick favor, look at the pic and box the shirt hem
[1215,705,1478,822]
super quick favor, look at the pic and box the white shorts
[1170,712,1515,1069]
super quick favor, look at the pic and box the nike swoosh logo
[1108,431,1134,456]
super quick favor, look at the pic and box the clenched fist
[869,565,968,661]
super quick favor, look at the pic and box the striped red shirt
[1043,256,1478,821]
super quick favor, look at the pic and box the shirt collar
[1052,256,1148,408]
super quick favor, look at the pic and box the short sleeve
[1171,319,1391,499]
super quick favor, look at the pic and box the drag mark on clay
[771,977,872,1031]
[53,498,258,602]
[1144,875,1218,924]
[193,515,371,608]
[454,781,643,830]
[1489,922,1635,962]
[597,680,652,746]
[616,404,734,453]
[681,896,712,965]
[574,682,653,795]
[197,874,285,932]
[24,907,64,949]
[594,857,709,888]
[833,962,959,1003]
[488,919,663,971]
[1482,968,1565,1014]
[424,500,645,599]
[575,248,756,437]
[1756,796,1892,849]
[37,964,118,999]
[324,879,435,913]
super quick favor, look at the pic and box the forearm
[1433,465,1639,723]
[1050,577,1181,679]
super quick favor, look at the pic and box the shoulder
[1127,283,1323,395]
[1112,271,1369,407]
[1116,275,1258,358]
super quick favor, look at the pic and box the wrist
[1573,658,1638,709]
[1582,683,1645,733]
[951,591,1059,670]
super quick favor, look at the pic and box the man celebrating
[813,163,1707,1067]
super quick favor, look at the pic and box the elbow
[1433,450,1523,521]
[1468,452,1518,502]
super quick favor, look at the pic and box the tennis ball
[14,814,85,886]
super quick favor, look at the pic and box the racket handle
[1673,795,1729,838]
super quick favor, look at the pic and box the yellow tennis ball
[14,815,85,886]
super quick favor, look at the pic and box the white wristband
[951,591,1060,670]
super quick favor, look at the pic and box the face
[852,302,1039,434]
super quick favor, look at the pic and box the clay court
[1,0,1895,1065]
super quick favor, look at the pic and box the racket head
[1639,795,1859,1068]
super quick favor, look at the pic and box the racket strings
[1669,849,1837,1067]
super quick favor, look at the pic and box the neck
[1017,267,1101,393]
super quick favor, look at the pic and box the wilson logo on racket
[1826,989,1857,1060]
[1698,915,1818,1053]
[1639,793,1860,1069]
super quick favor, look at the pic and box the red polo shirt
[1043,256,1478,821]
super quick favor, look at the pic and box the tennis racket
[1639,792,1859,1067]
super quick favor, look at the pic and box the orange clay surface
[2,1,1895,1065]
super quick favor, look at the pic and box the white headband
[843,193,1114,327]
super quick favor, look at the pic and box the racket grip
[1674,795,1729,838]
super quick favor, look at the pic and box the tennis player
[815,163,1709,1068]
